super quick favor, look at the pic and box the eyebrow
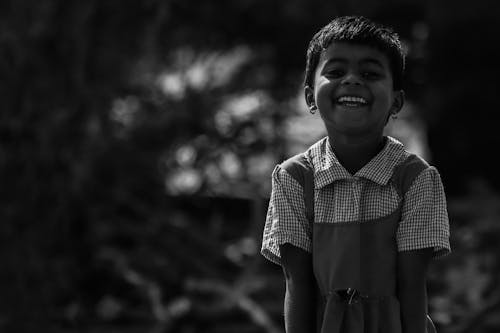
[360,58,385,68]
[323,57,385,68]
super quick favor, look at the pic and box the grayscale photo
[2,1,499,332]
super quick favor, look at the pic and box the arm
[261,165,315,331]
[280,243,316,333]
[397,167,451,332]
[397,247,433,333]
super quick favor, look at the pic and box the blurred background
[2,0,500,332]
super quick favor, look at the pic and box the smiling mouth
[336,96,369,107]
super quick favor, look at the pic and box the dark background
[2,0,500,332]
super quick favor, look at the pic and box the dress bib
[313,210,403,333]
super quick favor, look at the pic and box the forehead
[318,41,391,69]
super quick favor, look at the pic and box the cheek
[314,81,335,105]
[373,86,395,107]
[374,95,392,109]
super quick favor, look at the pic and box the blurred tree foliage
[425,1,500,194]
[1,0,500,332]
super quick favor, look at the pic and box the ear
[304,85,317,112]
[389,90,405,116]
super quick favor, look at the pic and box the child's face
[306,42,403,138]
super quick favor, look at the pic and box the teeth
[337,96,367,104]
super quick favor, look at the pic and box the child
[261,16,450,333]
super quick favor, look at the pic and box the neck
[328,134,386,175]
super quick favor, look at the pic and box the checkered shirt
[261,136,451,266]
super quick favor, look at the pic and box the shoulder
[277,153,311,190]
[388,136,431,195]
[271,159,306,192]
[393,151,444,196]
[278,137,327,182]
[395,153,430,176]
[281,153,311,174]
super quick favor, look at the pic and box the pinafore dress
[282,153,432,333]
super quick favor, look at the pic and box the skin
[280,243,316,333]
[305,41,404,175]
[398,248,434,333]
[281,41,433,333]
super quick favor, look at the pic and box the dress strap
[280,153,314,224]
[391,153,429,198]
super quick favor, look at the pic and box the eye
[324,69,345,78]
[361,71,382,80]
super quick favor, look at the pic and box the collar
[308,136,408,189]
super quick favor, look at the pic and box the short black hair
[304,16,405,90]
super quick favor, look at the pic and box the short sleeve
[396,167,451,258]
[260,165,312,265]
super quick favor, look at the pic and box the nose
[341,73,362,86]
